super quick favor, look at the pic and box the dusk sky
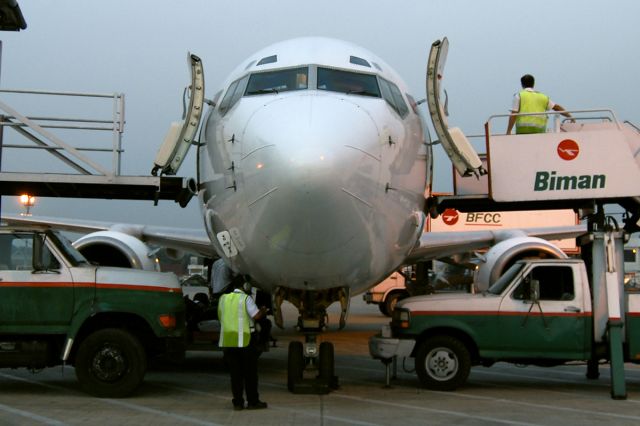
[1,0,638,228]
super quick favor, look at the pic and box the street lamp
[19,194,35,216]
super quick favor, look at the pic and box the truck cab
[0,225,186,397]
[370,259,595,390]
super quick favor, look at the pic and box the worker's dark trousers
[223,341,260,406]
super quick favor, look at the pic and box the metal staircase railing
[0,88,125,177]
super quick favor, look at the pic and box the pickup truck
[0,225,186,397]
[370,257,640,392]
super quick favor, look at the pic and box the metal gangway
[0,88,194,206]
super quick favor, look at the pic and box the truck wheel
[287,341,304,391]
[75,328,147,398]
[384,292,404,317]
[415,335,470,391]
[378,303,389,316]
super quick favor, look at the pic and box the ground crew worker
[506,74,572,134]
[218,274,268,411]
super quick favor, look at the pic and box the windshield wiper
[247,88,279,95]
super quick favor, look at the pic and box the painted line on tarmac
[472,367,640,397]
[331,366,640,419]
[0,402,68,426]
[104,399,223,426]
[156,382,381,426]
[0,372,221,426]
[418,385,640,422]
[333,394,543,426]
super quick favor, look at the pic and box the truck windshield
[486,263,525,295]
[48,231,90,267]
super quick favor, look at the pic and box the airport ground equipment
[370,37,640,399]
[370,230,638,399]
[0,224,186,397]
[0,87,194,206]
[424,37,640,229]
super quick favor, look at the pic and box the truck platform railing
[427,108,640,233]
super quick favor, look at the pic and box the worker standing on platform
[507,74,572,134]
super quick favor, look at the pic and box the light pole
[19,194,35,216]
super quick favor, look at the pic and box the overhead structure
[0,0,27,31]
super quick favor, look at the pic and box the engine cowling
[72,231,159,271]
[474,236,567,291]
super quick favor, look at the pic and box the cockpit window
[257,55,277,66]
[317,68,381,97]
[218,75,249,116]
[379,77,409,118]
[349,55,371,67]
[245,67,308,95]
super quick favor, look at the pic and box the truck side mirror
[529,279,540,303]
[32,233,46,272]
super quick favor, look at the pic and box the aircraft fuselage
[198,37,431,296]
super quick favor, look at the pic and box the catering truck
[0,225,186,397]
[370,230,640,399]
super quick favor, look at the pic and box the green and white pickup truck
[0,226,186,397]
[370,256,640,392]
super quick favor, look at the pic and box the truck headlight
[391,308,411,329]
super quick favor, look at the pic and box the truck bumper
[369,332,415,360]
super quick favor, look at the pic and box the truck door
[496,264,588,359]
[0,232,75,331]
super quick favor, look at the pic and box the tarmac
[1,297,639,426]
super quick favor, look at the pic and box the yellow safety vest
[218,291,251,347]
[516,90,550,134]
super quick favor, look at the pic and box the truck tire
[378,303,389,316]
[75,328,147,398]
[415,335,470,391]
[287,341,304,392]
[384,292,405,317]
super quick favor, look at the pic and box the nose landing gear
[274,286,348,394]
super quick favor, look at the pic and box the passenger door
[0,232,75,332]
[425,37,484,178]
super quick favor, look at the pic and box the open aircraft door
[426,38,485,178]
[152,53,205,176]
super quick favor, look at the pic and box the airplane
[4,37,589,391]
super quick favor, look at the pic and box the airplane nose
[240,94,381,258]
